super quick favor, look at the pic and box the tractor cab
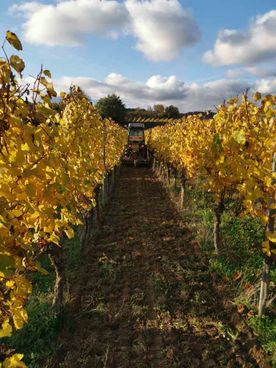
[128,123,145,147]
[122,123,149,165]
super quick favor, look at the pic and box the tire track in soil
[58,167,269,368]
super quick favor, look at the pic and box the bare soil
[55,167,270,368]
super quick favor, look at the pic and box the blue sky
[0,0,275,111]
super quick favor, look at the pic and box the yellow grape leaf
[10,55,25,74]
[260,215,269,224]
[267,231,276,243]
[6,280,15,288]
[26,183,36,197]
[6,31,23,51]
[40,77,57,96]
[264,176,271,187]
[12,308,28,330]
[0,184,13,201]
[233,130,246,145]
[0,319,12,338]
[10,209,23,218]
[3,354,27,368]
[64,227,74,239]
[43,222,55,232]
[0,222,9,237]
[262,240,271,257]
[16,276,32,296]
[28,210,40,221]
[12,150,25,165]
[49,233,60,245]
[21,143,30,152]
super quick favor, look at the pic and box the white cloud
[203,10,276,66]
[225,69,244,79]
[146,75,186,94]
[54,73,188,106]
[53,73,276,112]
[125,0,200,61]
[10,0,129,46]
[225,65,276,79]
[255,78,276,94]
[9,0,200,61]
[185,79,252,111]
[245,66,276,78]
[9,2,44,16]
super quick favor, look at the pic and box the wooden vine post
[101,118,107,207]
[178,168,188,211]
[48,245,65,309]
[179,173,186,210]
[213,192,225,255]
[152,156,156,171]
[258,153,276,317]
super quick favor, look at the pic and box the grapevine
[147,94,276,258]
[0,32,126,367]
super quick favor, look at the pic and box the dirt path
[57,167,268,368]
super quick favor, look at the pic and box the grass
[7,292,64,367]
[4,254,60,368]
[5,229,82,368]
[162,174,276,364]
[249,315,276,365]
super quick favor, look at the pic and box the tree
[95,94,126,125]
[165,105,180,118]
[153,104,165,116]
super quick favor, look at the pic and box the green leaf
[35,261,49,275]
[43,69,52,78]
[40,77,57,97]
[253,92,261,102]
[0,254,16,276]
[6,31,23,51]
[213,133,222,150]
[10,55,25,74]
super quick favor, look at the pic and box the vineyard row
[146,94,275,316]
[0,32,127,367]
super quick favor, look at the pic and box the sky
[0,0,276,112]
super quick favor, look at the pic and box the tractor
[122,123,150,166]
